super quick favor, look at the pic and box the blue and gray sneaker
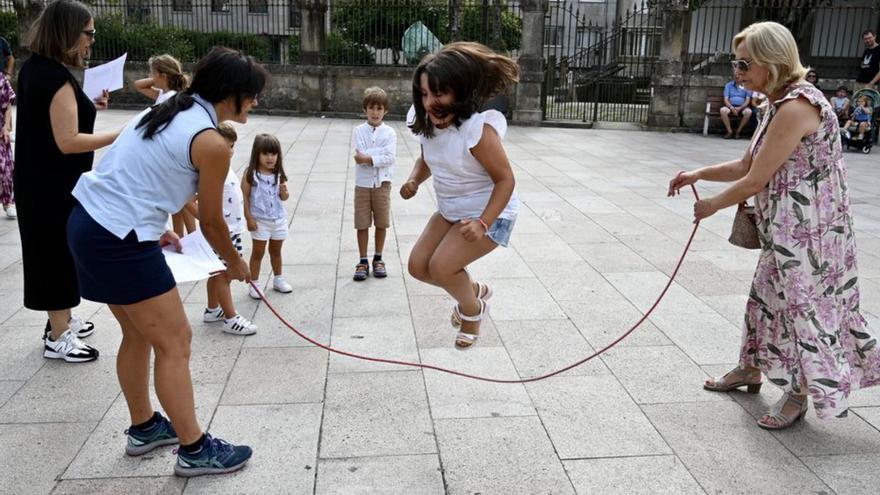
[125,412,179,456]
[174,433,253,477]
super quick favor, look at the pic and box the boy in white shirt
[352,87,397,281]
[199,123,257,335]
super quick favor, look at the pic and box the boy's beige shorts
[354,182,391,230]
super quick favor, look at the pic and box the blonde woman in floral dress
[669,22,880,429]
[0,74,13,218]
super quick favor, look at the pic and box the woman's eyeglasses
[730,59,751,73]
[82,29,96,40]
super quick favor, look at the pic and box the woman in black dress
[14,0,117,362]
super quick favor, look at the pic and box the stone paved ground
[2,109,880,494]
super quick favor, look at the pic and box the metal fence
[326,0,522,66]
[687,0,880,79]
[1,0,522,66]
[84,0,301,64]
[543,0,662,123]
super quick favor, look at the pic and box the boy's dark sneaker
[372,260,387,278]
[125,412,179,456]
[353,263,369,281]
[174,433,253,477]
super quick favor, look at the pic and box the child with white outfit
[199,122,257,335]
[402,42,519,349]
[242,133,292,298]
[352,86,397,281]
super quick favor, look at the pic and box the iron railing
[543,0,662,123]
[326,0,522,66]
[1,0,522,66]
[687,0,880,79]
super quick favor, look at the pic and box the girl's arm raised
[133,77,160,101]
[50,83,118,154]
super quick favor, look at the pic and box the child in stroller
[842,88,880,154]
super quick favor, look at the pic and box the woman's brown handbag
[729,202,761,249]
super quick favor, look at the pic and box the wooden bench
[703,86,725,136]
[703,86,756,136]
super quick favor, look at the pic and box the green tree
[331,0,445,64]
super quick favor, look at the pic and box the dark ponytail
[137,91,197,139]
[137,47,269,140]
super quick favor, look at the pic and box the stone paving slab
[315,455,445,495]
[320,371,436,458]
[220,347,327,405]
[526,375,671,459]
[563,456,705,495]
[800,453,880,495]
[1,422,95,495]
[643,401,832,494]
[183,403,322,494]
[421,347,535,419]
[2,112,880,493]
[434,416,575,495]
[63,383,224,480]
[0,358,119,423]
[51,477,186,495]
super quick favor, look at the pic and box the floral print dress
[740,83,880,419]
[0,76,13,206]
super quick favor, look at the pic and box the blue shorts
[67,204,176,305]
[487,217,515,248]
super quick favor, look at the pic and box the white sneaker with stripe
[203,307,225,323]
[222,315,257,336]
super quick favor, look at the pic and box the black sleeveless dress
[13,54,96,311]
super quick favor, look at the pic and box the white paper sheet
[162,229,226,283]
[83,53,128,101]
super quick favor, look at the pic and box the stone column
[513,0,547,125]
[647,1,689,128]
[297,0,327,65]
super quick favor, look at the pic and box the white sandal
[451,282,493,328]
[757,393,808,430]
[454,299,489,350]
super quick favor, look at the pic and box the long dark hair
[245,134,286,186]
[137,47,268,139]
[28,0,93,68]
[410,42,519,138]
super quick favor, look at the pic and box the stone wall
[111,62,423,120]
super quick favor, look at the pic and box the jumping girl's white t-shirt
[407,106,519,222]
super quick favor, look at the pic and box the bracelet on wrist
[477,218,489,234]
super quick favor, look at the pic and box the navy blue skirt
[67,204,176,305]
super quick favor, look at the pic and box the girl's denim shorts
[487,217,515,248]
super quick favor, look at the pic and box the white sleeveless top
[408,106,519,222]
[73,93,217,241]
[248,171,287,222]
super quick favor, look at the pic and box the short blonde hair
[733,22,807,96]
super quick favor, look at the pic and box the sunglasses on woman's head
[731,59,751,72]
